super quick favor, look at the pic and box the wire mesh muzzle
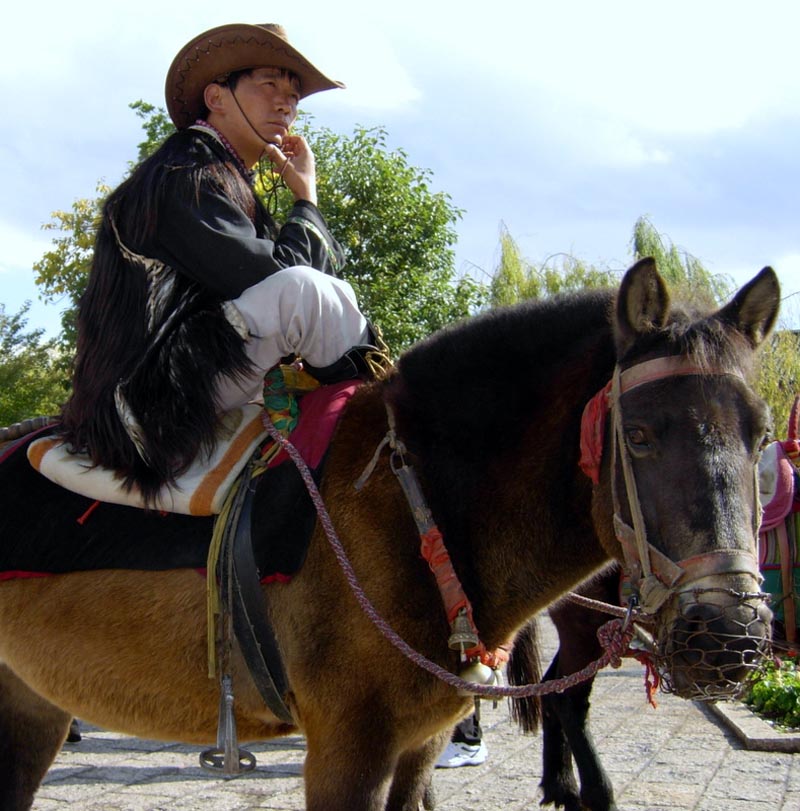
[649,585,772,700]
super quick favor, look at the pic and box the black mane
[386,289,619,601]
[391,287,617,460]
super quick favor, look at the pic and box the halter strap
[619,355,744,394]
[608,355,756,614]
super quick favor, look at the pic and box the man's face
[228,67,301,147]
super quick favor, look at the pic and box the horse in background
[511,565,624,811]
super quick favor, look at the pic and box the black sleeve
[155,178,346,300]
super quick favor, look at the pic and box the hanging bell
[448,608,479,652]
[457,661,502,699]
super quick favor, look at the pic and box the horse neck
[390,302,617,646]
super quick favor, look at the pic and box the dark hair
[59,128,260,493]
[212,67,253,91]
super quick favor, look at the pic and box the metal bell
[457,661,502,699]
[448,608,479,652]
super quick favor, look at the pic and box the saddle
[27,404,267,516]
[0,378,361,759]
[0,378,358,580]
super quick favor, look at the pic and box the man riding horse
[60,23,385,500]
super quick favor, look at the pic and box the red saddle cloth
[266,381,359,470]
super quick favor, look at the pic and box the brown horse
[0,259,779,810]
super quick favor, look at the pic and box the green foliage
[489,223,618,308]
[744,652,800,730]
[260,120,484,351]
[130,101,175,164]
[756,330,800,436]
[0,303,67,424]
[630,216,733,306]
[32,187,108,362]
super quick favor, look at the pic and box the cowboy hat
[165,23,345,129]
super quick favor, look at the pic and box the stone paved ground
[32,615,800,811]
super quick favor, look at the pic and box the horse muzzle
[651,572,772,700]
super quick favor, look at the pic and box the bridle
[604,355,764,616]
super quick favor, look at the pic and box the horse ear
[614,257,670,356]
[714,267,780,348]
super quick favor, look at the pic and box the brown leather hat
[165,23,345,129]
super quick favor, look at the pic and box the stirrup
[199,675,256,776]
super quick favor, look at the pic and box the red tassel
[77,500,101,526]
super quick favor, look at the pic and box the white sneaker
[435,739,488,768]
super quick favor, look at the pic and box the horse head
[594,258,779,699]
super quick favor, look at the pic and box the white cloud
[2,0,800,341]
[0,222,51,277]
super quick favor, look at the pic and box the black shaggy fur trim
[60,129,258,502]
[117,304,253,497]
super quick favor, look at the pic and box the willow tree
[492,217,800,435]
[489,223,614,307]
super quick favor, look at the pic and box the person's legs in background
[435,698,488,768]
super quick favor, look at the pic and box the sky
[2,0,800,336]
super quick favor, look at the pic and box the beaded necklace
[191,119,252,180]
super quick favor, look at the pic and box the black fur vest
[60,132,256,501]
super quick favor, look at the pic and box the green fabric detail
[262,367,299,436]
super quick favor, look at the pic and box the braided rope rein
[261,415,636,698]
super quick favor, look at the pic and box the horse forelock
[619,303,760,382]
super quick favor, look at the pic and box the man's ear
[203,83,226,116]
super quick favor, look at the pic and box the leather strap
[231,477,294,724]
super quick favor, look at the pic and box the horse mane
[386,289,618,600]
[618,301,759,379]
[389,287,617,454]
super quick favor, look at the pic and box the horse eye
[626,428,648,449]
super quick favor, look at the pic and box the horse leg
[303,709,397,811]
[385,731,448,811]
[539,653,583,811]
[551,676,616,811]
[545,568,621,811]
[0,663,72,810]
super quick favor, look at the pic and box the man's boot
[304,325,393,384]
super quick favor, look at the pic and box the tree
[33,188,108,364]
[293,122,485,350]
[33,106,485,359]
[0,302,67,425]
[756,330,800,438]
[630,216,732,307]
[492,218,800,435]
[489,223,615,307]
